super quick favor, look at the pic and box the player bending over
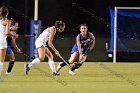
[25,21,65,76]
[56,24,95,75]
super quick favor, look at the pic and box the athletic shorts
[0,42,7,49]
[6,46,13,54]
[35,40,47,49]
[71,44,89,54]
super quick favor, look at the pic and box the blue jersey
[71,32,90,54]
[6,30,14,54]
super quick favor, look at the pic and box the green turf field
[0,62,140,93]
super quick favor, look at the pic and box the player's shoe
[52,72,60,76]
[25,64,30,75]
[5,71,14,76]
[56,62,63,73]
[69,70,76,75]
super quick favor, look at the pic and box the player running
[56,24,95,75]
[5,19,21,76]
[25,21,65,76]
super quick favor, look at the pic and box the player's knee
[10,58,15,61]
[68,59,74,64]
[39,57,44,61]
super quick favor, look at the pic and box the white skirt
[35,40,47,49]
[0,42,7,49]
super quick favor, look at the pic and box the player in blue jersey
[5,19,21,76]
[56,24,95,75]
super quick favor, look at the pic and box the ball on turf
[75,69,78,71]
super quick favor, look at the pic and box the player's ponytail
[0,5,9,20]
[54,21,65,29]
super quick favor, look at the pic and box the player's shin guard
[60,62,67,67]
[7,60,14,73]
[56,61,69,73]
[71,63,82,71]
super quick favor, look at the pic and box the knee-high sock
[0,62,3,77]
[28,58,40,68]
[60,62,67,67]
[48,60,56,73]
[7,60,15,73]
[71,63,82,71]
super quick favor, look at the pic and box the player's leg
[45,47,59,76]
[56,52,78,73]
[69,54,87,75]
[0,48,6,81]
[26,46,45,75]
[5,52,15,76]
[68,52,79,75]
[56,60,69,73]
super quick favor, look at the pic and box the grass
[0,62,140,93]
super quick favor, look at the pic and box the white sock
[0,62,3,77]
[28,58,40,68]
[48,60,56,73]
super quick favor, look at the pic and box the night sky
[0,0,140,61]
[0,0,139,36]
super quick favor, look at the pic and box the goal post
[108,7,140,63]
[30,0,42,61]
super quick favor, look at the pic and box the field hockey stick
[18,33,36,38]
[59,56,71,68]
[20,52,35,60]
[18,35,35,38]
[12,47,35,60]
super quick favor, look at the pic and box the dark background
[0,0,140,61]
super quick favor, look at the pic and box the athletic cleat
[25,64,30,75]
[5,71,14,76]
[52,72,60,76]
[69,70,76,75]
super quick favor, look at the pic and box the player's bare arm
[76,35,82,54]
[3,19,17,38]
[11,32,21,53]
[89,32,95,51]
[48,27,60,57]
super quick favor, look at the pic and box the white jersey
[0,19,7,49]
[35,27,51,48]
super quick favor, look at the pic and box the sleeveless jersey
[35,27,51,48]
[6,30,15,46]
[71,32,90,54]
[0,19,7,43]
[79,33,90,50]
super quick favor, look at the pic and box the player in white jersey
[0,6,18,81]
[26,21,65,76]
